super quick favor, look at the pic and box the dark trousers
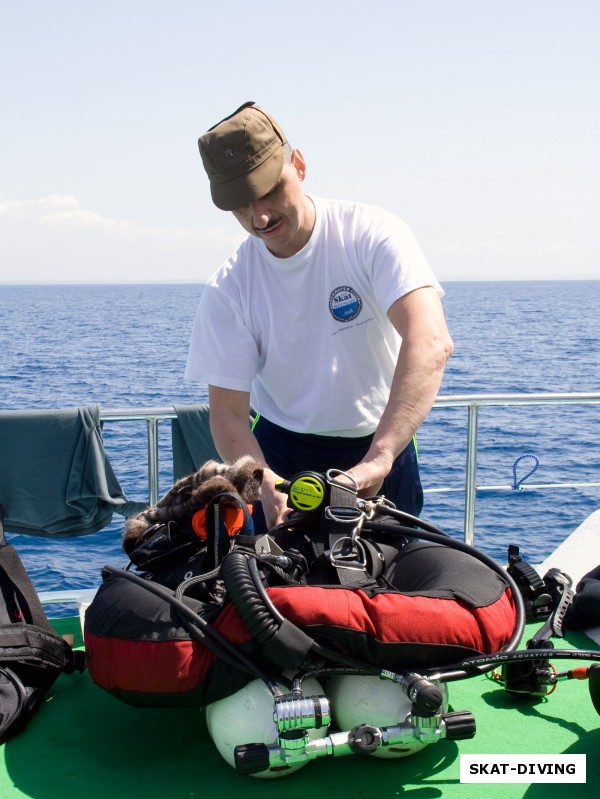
[251,416,423,534]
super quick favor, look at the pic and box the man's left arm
[347,285,454,495]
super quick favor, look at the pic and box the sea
[1,280,599,615]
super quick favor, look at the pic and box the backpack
[0,506,85,743]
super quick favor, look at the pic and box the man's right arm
[208,385,289,528]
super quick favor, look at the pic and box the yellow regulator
[275,471,328,513]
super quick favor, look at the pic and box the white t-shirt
[185,196,442,437]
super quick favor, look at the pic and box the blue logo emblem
[329,286,362,322]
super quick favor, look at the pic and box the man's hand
[259,468,292,528]
[208,385,291,527]
[345,450,393,498]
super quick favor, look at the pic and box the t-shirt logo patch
[329,286,362,322]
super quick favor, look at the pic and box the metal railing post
[147,417,160,506]
[463,403,479,547]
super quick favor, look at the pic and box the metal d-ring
[329,536,368,571]
[325,468,358,494]
[324,505,364,525]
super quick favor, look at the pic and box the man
[185,101,453,532]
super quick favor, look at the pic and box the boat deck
[1,616,598,799]
[1,399,598,797]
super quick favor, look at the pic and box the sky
[1,0,598,284]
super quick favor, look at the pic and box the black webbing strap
[326,477,377,589]
[530,582,575,646]
[205,491,254,569]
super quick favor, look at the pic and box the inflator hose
[222,508,527,672]
[219,502,527,684]
[220,551,281,648]
[221,550,414,678]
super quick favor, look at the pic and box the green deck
[1,617,598,799]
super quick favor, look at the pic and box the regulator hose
[244,556,398,676]
[271,503,526,678]
[220,551,281,648]
[216,504,525,683]
[370,504,452,537]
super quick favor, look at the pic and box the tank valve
[348,724,382,754]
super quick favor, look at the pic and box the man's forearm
[347,286,453,494]
[210,406,265,465]
[208,385,289,526]
[368,334,449,465]
[371,286,453,464]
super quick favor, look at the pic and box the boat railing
[427,392,600,545]
[99,391,600,547]
[37,391,599,609]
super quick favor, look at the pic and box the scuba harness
[85,469,600,777]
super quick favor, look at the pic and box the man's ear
[291,148,307,181]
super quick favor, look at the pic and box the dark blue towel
[171,404,220,481]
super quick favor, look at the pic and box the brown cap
[198,102,288,211]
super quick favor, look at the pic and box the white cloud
[0,195,245,283]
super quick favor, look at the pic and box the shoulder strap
[325,478,379,589]
[0,507,53,631]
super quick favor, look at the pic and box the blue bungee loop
[512,453,540,491]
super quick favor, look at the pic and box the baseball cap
[198,101,288,211]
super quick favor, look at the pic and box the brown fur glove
[122,456,263,554]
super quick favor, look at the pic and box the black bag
[565,565,600,631]
[0,506,85,743]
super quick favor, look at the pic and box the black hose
[220,551,281,648]
[247,557,287,625]
[371,504,452,537]
[225,550,385,676]
[278,514,597,686]
[440,647,600,675]
[219,512,526,682]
